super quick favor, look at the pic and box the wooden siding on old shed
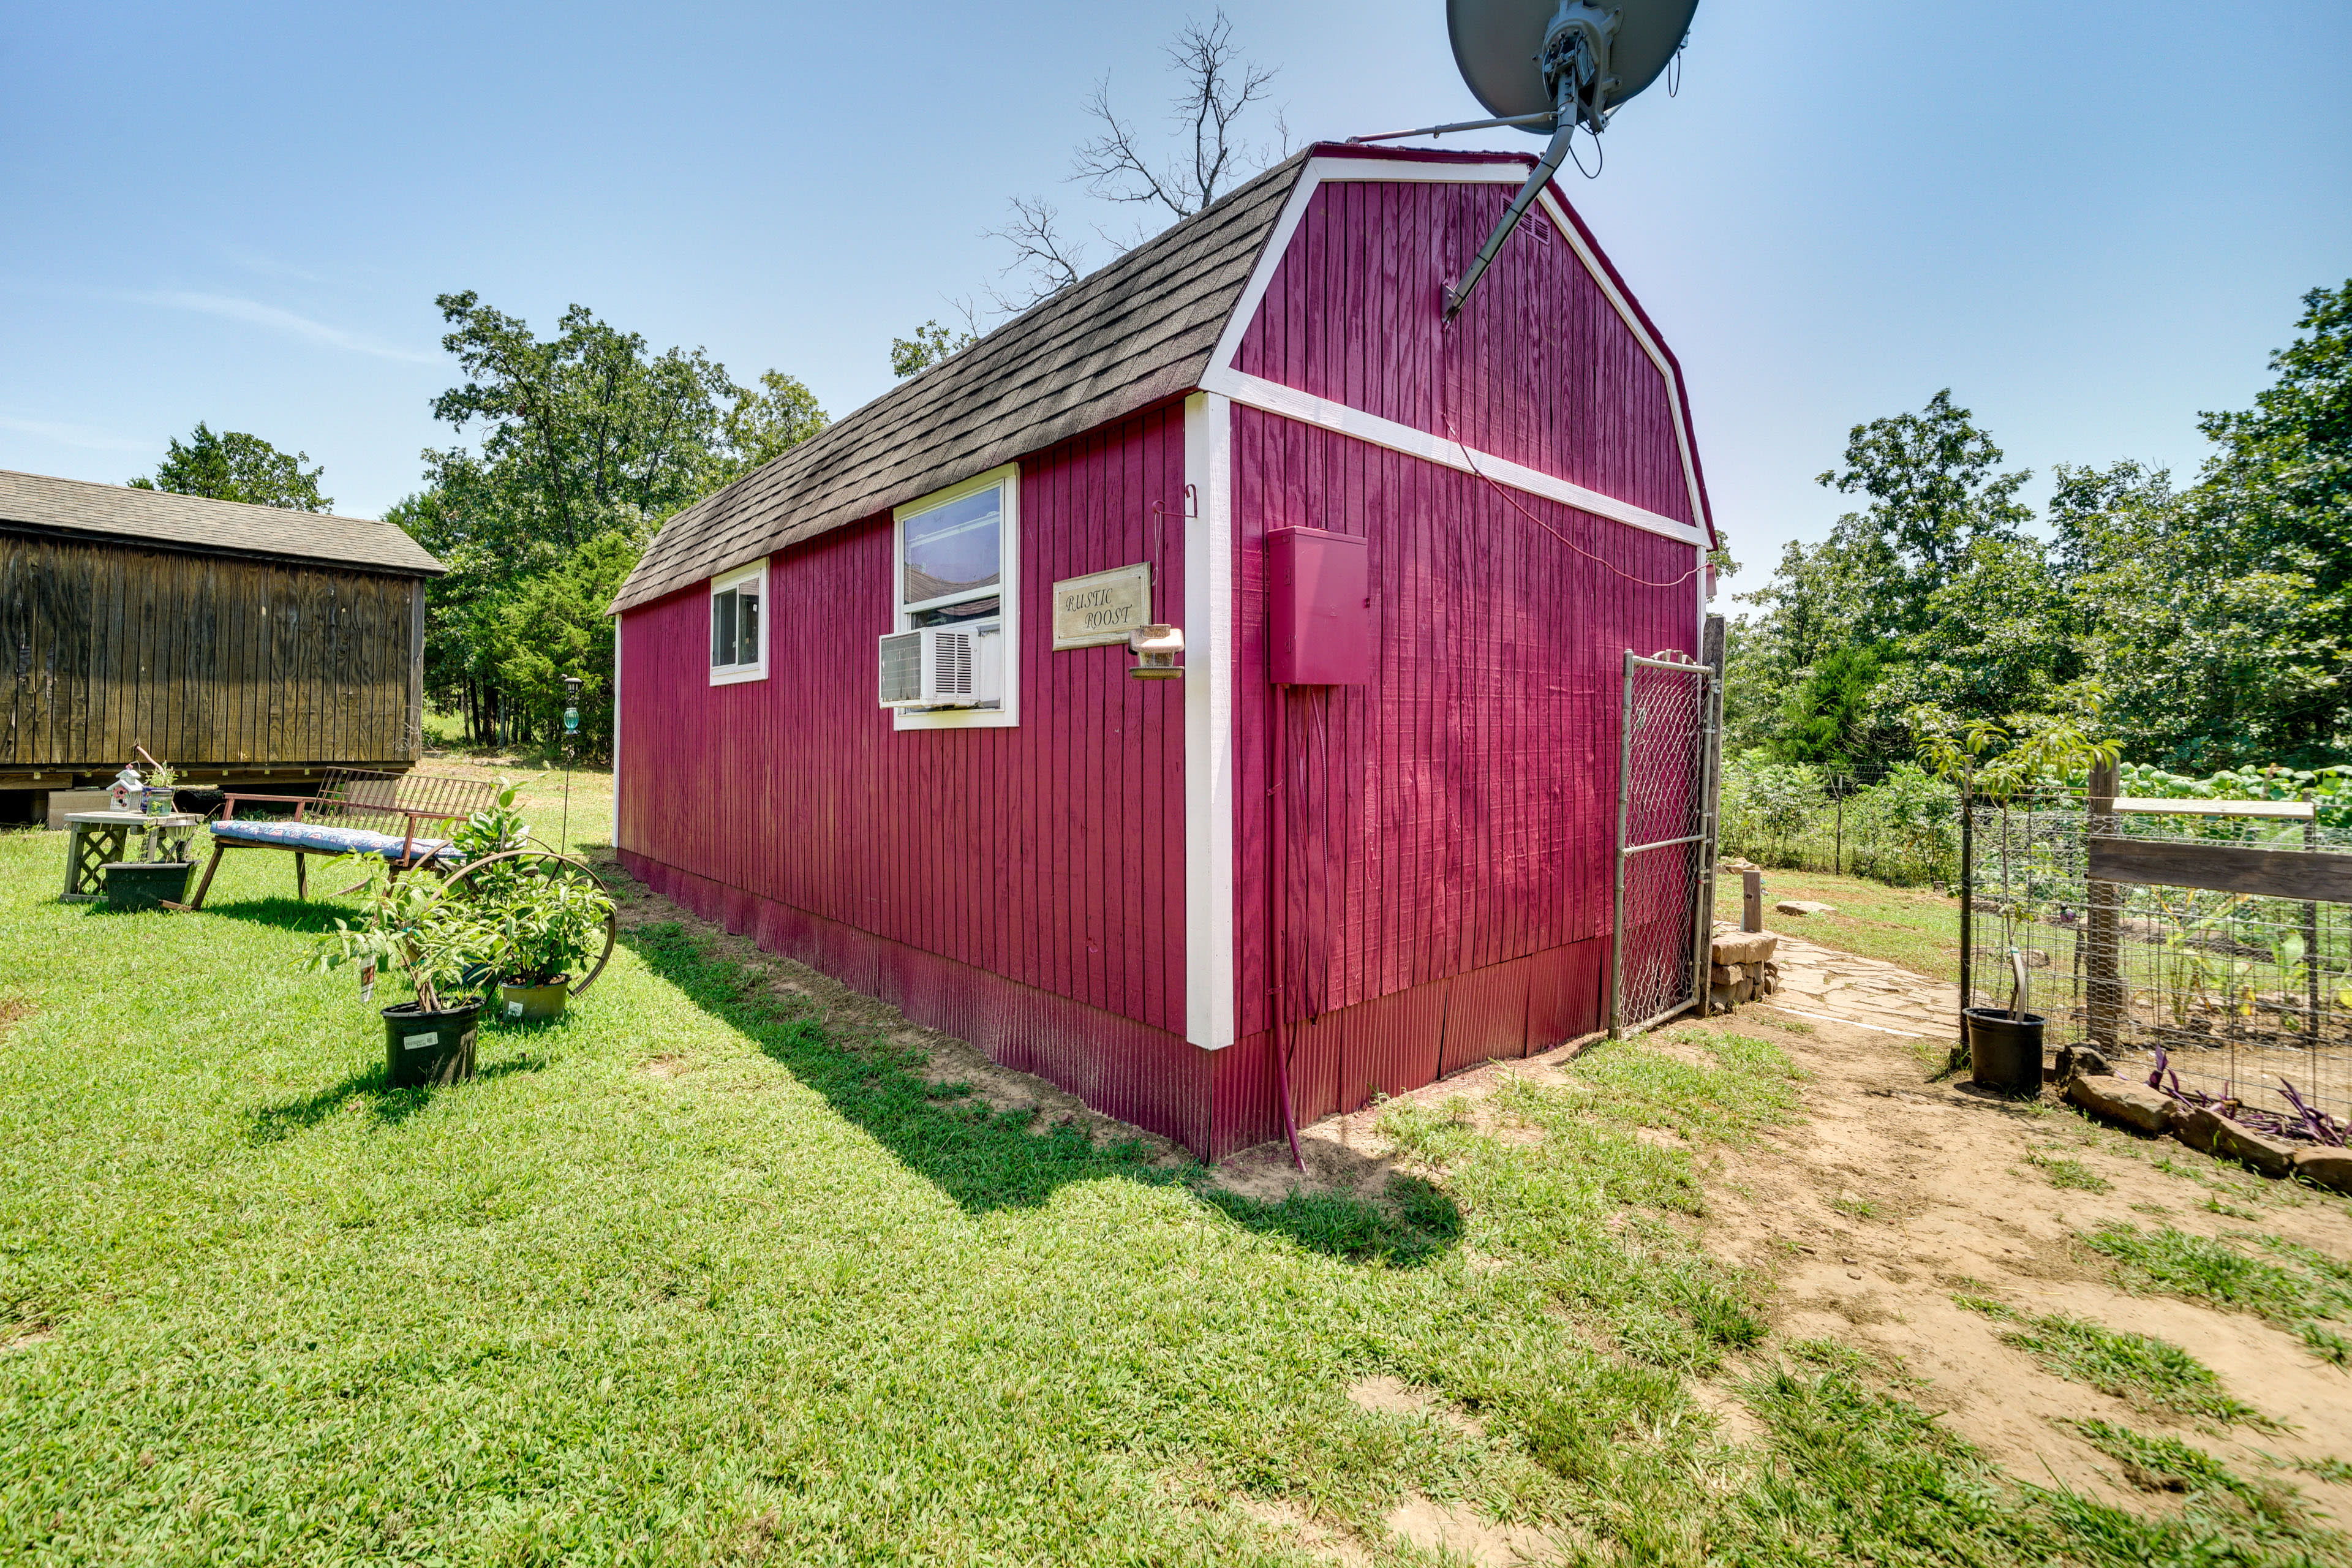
[617,406,1199,1129]
[1,532,418,769]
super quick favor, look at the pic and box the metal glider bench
[187,768,497,909]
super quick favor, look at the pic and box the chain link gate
[1609,651,1720,1037]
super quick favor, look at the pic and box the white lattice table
[60,810,202,902]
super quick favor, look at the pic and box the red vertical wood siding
[1234,178,1697,528]
[1219,174,1702,1140]
[618,165,1709,1161]
[617,407,1199,1141]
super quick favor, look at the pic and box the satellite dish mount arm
[1444,1,1620,322]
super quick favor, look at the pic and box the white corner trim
[891,462,1022,731]
[611,612,624,853]
[1202,366,1706,548]
[1202,150,1710,545]
[1183,392,1237,1050]
[708,559,769,685]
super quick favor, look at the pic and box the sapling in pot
[308,853,500,1087]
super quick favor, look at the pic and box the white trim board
[1183,392,1237,1049]
[708,559,769,686]
[611,613,624,854]
[1204,368,1705,548]
[1200,151,1710,546]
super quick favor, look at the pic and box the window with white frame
[891,464,1018,728]
[709,560,766,684]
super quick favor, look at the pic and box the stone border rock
[2063,1072,2352,1194]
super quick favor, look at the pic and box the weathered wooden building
[0,469,444,820]
[610,144,1717,1158]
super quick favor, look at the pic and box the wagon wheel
[431,846,620,1001]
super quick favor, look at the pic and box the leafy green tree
[423,292,747,557]
[1905,532,2076,718]
[889,320,976,379]
[2047,279,2350,769]
[1812,388,2033,643]
[130,421,330,511]
[491,532,642,760]
[1729,393,2030,743]
[1729,281,2348,823]
[2182,279,2350,763]
[395,293,826,747]
[721,370,828,482]
[1771,644,1890,775]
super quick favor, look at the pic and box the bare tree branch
[967,9,1285,326]
[1071,9,1282,223]
[1071,79,1185,217]
[979,195,1090,314]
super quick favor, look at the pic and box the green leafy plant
[1910,685,2125,805]
[442,780,614,987]
[486,869,614,987]
[306,856,499,1014]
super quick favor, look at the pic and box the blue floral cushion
[209,818,458,862]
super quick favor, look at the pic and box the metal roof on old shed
[0,469,445,577]
[611,151,1312,614]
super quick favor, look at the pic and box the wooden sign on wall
[1050,564,1152,650]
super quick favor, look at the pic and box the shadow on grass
[160,895,360,935]
[247,1054,548,1142]
[620,918,1461,1268]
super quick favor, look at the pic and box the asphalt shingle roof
[0,469,445,576]
[611,151,1309,613]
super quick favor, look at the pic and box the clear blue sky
[3,1,2346,600]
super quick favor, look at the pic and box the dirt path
[1709,933,2352,1520]
[1228,926,2352,1530]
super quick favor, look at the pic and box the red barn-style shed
[610,143,1717,1159]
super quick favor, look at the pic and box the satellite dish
[1396,0,1700,318]
[1449,0,1698,134]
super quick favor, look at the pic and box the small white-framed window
[709,560,767,685]
[891,463,1018,729]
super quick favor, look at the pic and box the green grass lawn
[1,812,2339,1564]
[1719,867,1964,982]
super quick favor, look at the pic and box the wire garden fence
[1963,788,2352,1142]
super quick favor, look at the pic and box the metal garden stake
[561,674,581,856]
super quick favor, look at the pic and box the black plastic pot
[102,860,192,911]
[382,1000,480,1088]
[1964,1007,2046,1094]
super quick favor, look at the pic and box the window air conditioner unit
[878,625,983,709]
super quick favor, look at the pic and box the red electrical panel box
[1267,527,1370,685]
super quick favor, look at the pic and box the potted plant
[141,758,179,816]
[1915,688,2124,1090]
[488,870,615,1022]
[442,780,616,1023]
[308,856,499,1087]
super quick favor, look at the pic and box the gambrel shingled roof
[612,151,1311,614]
[0,468,445,576]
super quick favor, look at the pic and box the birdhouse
[108,764,145,813]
